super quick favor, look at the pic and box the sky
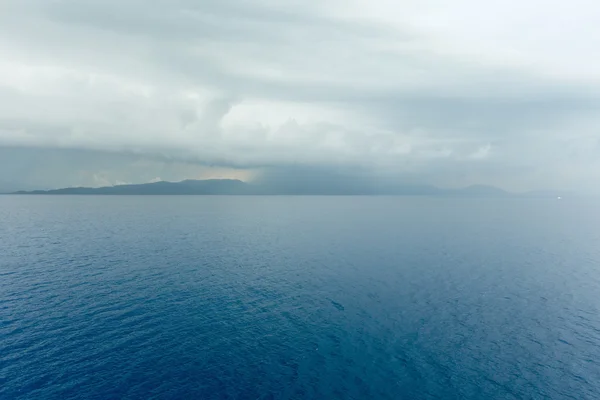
[1,0,599,192]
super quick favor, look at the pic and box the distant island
[10,179,569,197]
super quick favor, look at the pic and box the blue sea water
[1,196,600,400]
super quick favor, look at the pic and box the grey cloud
[368,91,600,137]
[1,0,600,192]
[0,146,255,191]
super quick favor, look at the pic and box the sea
[1,195,600,399]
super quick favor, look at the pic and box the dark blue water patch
[1,196,600,399]
[329,300,345,311]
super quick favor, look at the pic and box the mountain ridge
[9,179,568,197]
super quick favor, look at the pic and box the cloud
[469,144,492,160]
[1,0,600,191]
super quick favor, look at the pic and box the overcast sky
[1,0,599,192]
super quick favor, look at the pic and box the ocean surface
[1,196,600,400]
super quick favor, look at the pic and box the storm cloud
[1,0,599,192]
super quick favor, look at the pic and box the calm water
[1,196,600,399]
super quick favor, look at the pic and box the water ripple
[2,196,600,399]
